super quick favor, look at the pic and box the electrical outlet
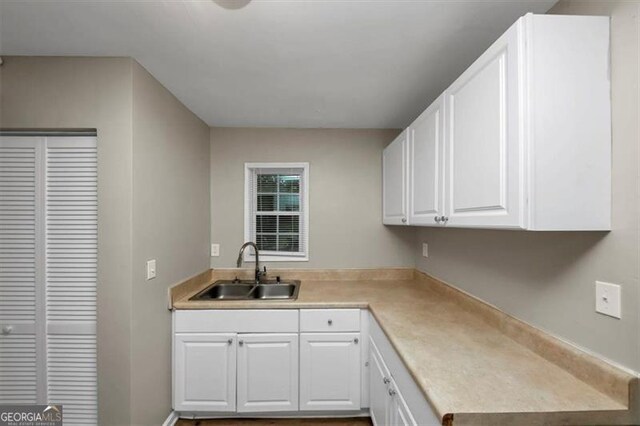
[146,259,157,280]
[422,243,428,258]
[211,244,220,257]
[595,281,621,319]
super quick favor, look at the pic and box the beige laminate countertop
[172,273,636,426]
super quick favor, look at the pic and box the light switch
[595,281,621,319]
[422,243,428,258]
[211,244,220,257]
[146,259,157,280]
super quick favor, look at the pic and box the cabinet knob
[383,377,390,384]
[327,319,333,326]
[434,216,441,224]
[401,217,407,223]
[227,339,233,345]
[354,338,359,344]
[442,216,449,223]
[238,340,244,346]
[2,326,12,335]
[388,388,397,396]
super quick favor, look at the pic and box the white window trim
[244,162,310,262]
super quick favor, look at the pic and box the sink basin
[253,284,299,299]
[193,283,253,300]
[190,280,300,301]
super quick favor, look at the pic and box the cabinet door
[173,333,236,412]
[237,333,298,412]
[408,95,445,226]
[369,338,391,426]
[300,333,361,411]
[445,20,525,229]
[389,380,418,426]
[383,130,408,225]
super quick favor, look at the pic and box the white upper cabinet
[383,13,611,230]
[382,130,408,225]
[445,22,523,228]
[408,95,445,226]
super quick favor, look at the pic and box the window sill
[244,255,309,262]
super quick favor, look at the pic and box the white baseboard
[162,410,179,426]
[174,409,370,420]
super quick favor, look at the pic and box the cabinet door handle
[354,338,359,344]
[388,388,397,396]
[401,217,407,223]
[434,216,441,224]
[327,319,333,326]
[383,377,390,384]
[238,340,244,346]
[442,216,449,223]
[227,338,233,345]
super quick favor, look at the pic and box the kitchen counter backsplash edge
[414,271,638,409]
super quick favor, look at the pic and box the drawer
[300,309,360,332]
[174,309,299,333]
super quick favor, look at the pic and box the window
[244,163,309,262]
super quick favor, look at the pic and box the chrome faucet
[236,242,264,283]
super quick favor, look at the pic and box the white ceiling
[0,0,556,128]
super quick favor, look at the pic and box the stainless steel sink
[253,283,298,299]
[193,283,254,300]
[191,279,300,301]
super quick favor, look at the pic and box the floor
[176,418,373,426]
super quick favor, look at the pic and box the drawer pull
[383,377,390,384]
[239,340,244,346]
[327,319,333,326]
[354,337,359,344]
[388,388,396,396]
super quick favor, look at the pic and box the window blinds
[247,166,307,258]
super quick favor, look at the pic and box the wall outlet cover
[211,243,220,257]
[595,281,621,319]
[422,243,428,258]
[146,259,157,280]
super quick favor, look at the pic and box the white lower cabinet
[369,316,442,426]
[300,332,361,411]
[388,379,417,426]
[237,333,299,412]
[369,339,422,426]
[369,338,391,426]
[173,309,436,423]
[173,333,237,412]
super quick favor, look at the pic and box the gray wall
[210,127,415,269]
[130,62,210,425]
[0,57,135,425]
[0,57,211,426]
[414,0,640,372]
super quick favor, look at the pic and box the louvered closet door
[0,137,43,404]
[46,137,97,425]
[0,135,97,424]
